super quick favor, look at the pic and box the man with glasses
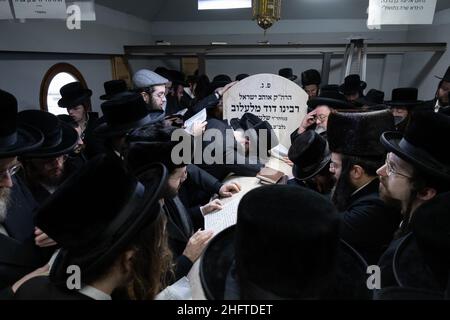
[292,90,352,142]
[0,89,46,295]
[377,110,450,237]
[326,110,401,264]
[133,69,169,118]
[376,110,450,290]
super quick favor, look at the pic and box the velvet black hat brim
[94,114,158,137]
[21,122,78,158]
[41,159,168,284]
[200,225,370,300]
[292,154,331,180]
[58,90,92,109]
[0,124,43,158]
[307,97,352,110]
[381,131,450,181]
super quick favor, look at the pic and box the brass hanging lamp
[252,0,281,33]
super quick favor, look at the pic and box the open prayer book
[183,109,207,135]
[270,144,289,160]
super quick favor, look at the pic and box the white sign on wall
[223,74,308,148]
[0,0,14,19]
[368,0,437,27]
[13,0,67,19]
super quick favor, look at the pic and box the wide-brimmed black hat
[301,69,321,87]
[95,92,157,137]
[288,130,330,180]
[380,110,450,182]
[0,89,43,158]
[278,68,297,81]
[57,82,92,109]
[385,88,423,108]
[99,80,128,100]
[435,66,450,82]
[235,74,249,81]
[307,90,353,112]
[328,110,395,158]
[355,89,385,107]
[18,110,78,158]
[200,185,370,300]
[339,74,367,95]
[230,113,279,153]
[35,154,168,285]
[390,192,450,294]
[206,74,232,96]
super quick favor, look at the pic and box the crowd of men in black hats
[0,63,449,300]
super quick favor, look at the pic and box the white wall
[398,8,450,100]
[0,52,111,112]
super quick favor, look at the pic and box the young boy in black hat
[327,110,402,264]
[14,155,173,300]
[339,74,367,104]
[301,69,321,100]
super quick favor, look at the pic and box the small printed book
[256,167,285,185]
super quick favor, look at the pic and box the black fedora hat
[307,90,353,112]
[57,82,92,109]
[278,68,297,81]
[385,88,423,108]
[301,69,321,87]
[99,80,128,100]
[381,110,450,181]
[206,74,232,96]
[200,185,369,300]
[391,192,450,293]
[0,89,43,158]
[35,155,168,285]
[435,66,450,82]
[235,73,249,81]
[288,130,331,180]
[95,92,157,137]
[339,74,367,95]
[328,110,395,158]
[355,89,385,107]
[18,110,78,158]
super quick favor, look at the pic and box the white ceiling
[96,0,450,22]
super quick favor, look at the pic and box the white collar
[434,100,442,113]
[78,285,112,300]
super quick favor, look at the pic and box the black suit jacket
[14,276,93,300]
[339,179,402,265]
[0,234,49,291]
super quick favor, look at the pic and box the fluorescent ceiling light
[198,0,251,10]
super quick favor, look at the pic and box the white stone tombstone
[223,73,308,149]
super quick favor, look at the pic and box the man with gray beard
[0,89,46,295]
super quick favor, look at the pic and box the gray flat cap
[133,69,168,89]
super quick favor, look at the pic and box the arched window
[40,63,91,115]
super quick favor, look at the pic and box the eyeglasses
[385,158,412,179]
[314,114,328,122]
[0,163,22,180]
[152,92,165,99]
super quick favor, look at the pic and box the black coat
[163,196,194,282]
[178,164,223,230]
[339,179,402,265]
[198,118,262,181]
[4,175,39,242]
[14,276,93,300]
[0,234,50,292]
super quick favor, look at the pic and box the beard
[331,170,357,211]
[378,177,403,210]
[0,187,11,224]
